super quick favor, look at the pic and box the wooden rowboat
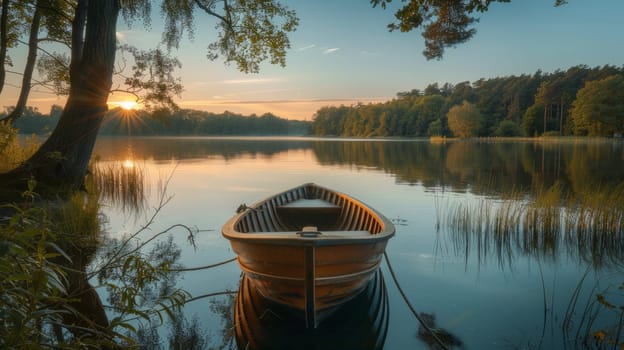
[222,183,395,328]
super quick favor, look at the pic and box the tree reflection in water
[134,312,210,350]
[416,313,464,350]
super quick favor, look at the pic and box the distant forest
[7,65,623,138]
[7,107,312,136]
[311,65,624,138]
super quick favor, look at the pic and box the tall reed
[441,182,624,268]
[563,183,624,268]
[91,160,148,214]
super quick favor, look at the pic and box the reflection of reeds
[564,184,624,268]
[522,185,561,259]
[448,198,520,269]
[441,183,624,268]
[91,161,148,214]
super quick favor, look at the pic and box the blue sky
[5,0,624,120]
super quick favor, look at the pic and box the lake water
[93,136,624,349]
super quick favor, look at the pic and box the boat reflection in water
[234,270,389,350]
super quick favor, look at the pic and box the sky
[3,0,624,120]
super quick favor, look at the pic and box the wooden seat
[278,199,341,213]
[276,199,342,230]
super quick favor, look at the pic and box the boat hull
[230,238,388,322]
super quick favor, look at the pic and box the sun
[119,100,138,111]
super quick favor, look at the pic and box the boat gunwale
[222,183,396,244]
[224,231,392,246]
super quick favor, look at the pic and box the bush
[494,120,521,137]
[0,121,39,172]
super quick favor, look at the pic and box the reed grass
[91,160,148,214]
[564,184,624,267]
[441,182,624,268]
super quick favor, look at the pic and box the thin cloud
[221,78,283,85]
[323,48,340,55]
[178,97,389,106]
[298,44,316,52]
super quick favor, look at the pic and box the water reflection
[92,137,624,269]
[313,139,624,195]
[416,313,464,350]
[94,137,313,162]
[234,270,388,350]
[94,137,624,197]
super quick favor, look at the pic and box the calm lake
[92,136,624,349]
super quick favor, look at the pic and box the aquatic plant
[91,159,148,214]
[442,182,624,268]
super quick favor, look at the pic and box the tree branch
[193,0,234,31]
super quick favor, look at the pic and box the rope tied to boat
[236,203,261,213]
[384,251,450,350]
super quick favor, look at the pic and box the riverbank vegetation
[311,65,624,138]
[5,107,312,137]
[0,125,207,348]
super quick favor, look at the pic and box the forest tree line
[8,64,623,139]
[5,107,312,136]
[311,65,624,138]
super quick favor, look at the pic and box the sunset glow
[107,99,140,111]
[122,159,135,169]
[119,100,138,111]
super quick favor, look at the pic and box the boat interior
[234,184,385,234]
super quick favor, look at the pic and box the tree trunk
[543,104,547,135]
[559,96,564,134]
[0,0,9,94]
[4,0,41,124]
[0,0,120,193]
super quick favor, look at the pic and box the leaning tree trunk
[0,0,119,194]
[0,0,9,95]
[4,0,41,125]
